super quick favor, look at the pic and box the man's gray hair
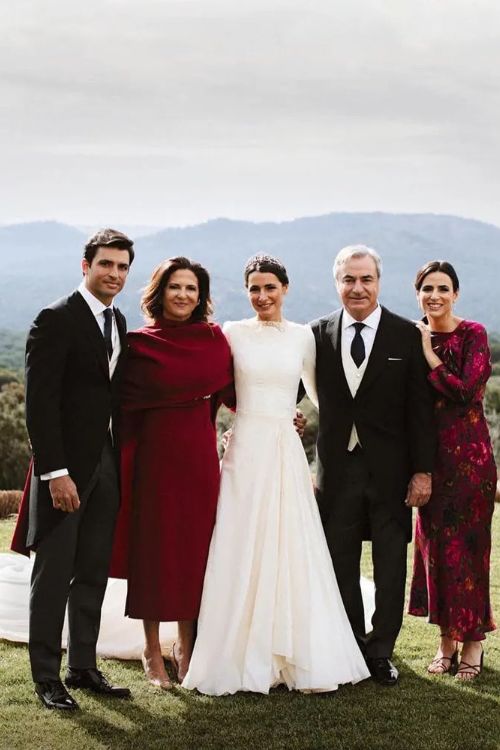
[333,244,383,280]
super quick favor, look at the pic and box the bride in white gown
[182,255,370,694]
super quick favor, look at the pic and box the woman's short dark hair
[243,254,289,287]
[141,256,213,322]
[414,260,460,292]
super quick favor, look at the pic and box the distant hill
[0,213,499,333]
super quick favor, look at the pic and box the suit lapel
[326,310,341,355]
[68,291,109,378]
[115,308,127,351]
[356,306,392,397]
[112,308,127,382]
[326,310,352,400]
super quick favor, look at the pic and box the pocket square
[387,357,403,361]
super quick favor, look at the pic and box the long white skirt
[183,414,371,695]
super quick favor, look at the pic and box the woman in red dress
[409,260,496,680]
[111,257,233,689]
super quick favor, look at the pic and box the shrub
[0,489,22,518]
[0,382,30,489]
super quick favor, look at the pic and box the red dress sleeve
[428,323,491,404]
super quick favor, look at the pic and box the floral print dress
[409,320,497,641]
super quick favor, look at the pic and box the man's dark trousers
[29,438,119,682]
[323,447,407,658]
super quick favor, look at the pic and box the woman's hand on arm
[415,321,442,370]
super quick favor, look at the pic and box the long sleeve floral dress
[409,320,497,641]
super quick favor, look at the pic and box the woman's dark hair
[141,256,213,322]
[244,254,289,287]
[414,260,460,292]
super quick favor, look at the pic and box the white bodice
[223,319,317,419]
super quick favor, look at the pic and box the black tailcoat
[23,290,127,550]
[311,306,436,541]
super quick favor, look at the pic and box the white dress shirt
[41,282,121,480]
[341,304,382,450]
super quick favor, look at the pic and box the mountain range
[0,212,499,333]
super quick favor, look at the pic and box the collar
[78,280,114,317]
[342,304,381,330]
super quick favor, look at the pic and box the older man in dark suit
[311,245,436,686]
[12,229,134,709]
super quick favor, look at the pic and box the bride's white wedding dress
[182,319,370,695]
[0,320,375,672]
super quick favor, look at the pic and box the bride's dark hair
[243,254,289,287]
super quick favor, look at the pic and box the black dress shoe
[35,680,79,710]
[366,657,399,686]
[65,668,131,698]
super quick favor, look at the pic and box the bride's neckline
[251,317,288,332]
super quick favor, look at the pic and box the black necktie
[351,322,365,368]
[103,308,113,360]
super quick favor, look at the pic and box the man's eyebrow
[342,273,375,280]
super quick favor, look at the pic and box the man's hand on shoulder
[405,472,432,507]
[49,476,81,513]
[221,428,233,451]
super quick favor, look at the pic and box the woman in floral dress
[409,260,496,680]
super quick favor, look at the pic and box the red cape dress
[110,318,233,621]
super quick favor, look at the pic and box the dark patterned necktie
[351,322,365,368]
[103,307,113,360]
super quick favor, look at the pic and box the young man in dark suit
[311,245,436,686]
[13,229,134,709]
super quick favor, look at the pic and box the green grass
[0,511,499,750]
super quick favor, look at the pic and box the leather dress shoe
[366,657,399,686]
[35,680,79,710]
[65,668,131,698]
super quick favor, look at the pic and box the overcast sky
[2,0,499,228]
